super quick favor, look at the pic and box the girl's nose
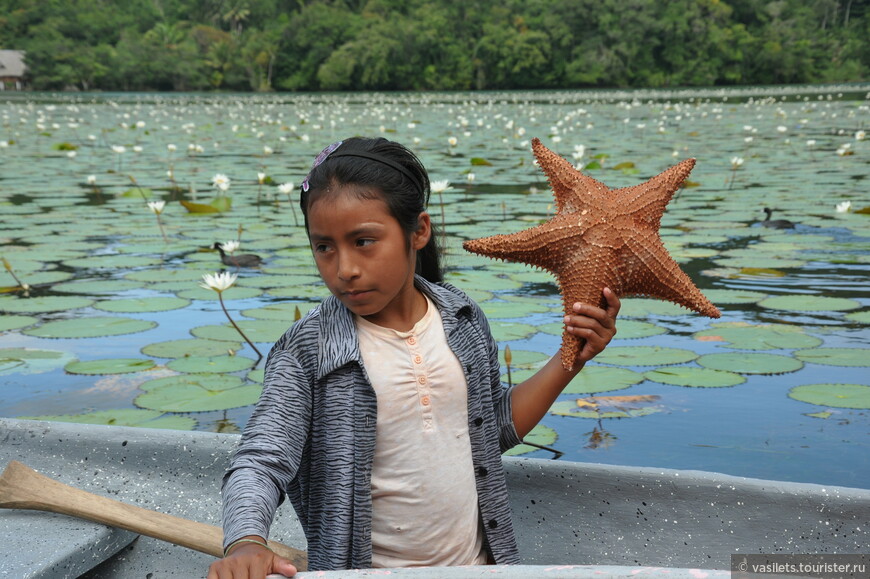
[337,253,360,281]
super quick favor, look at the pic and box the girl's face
[307,186,431,331]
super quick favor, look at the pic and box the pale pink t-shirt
[355,296,487,568]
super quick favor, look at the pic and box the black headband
[328,150,424,195]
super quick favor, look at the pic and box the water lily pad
[758,295,861,312]
[17,409,197,429]
[488,320,538,342]
[788,384,870,409]
[135,374,261,412]
[191,319,288,343]
[444,269,523,292]
[550,395,664,419]
[0,295,94,313]
[480,299,553,319]
[0,348,76,375]
[701,288,767,304]
[693,322,822,350]
[697,352,803,374]
[166,355,256,374]
[23,316,157,338]
[142,338,243,359]
[65,358,156,375]
[241,302,317,322]
[564,366,645,394]
[125,269,204,283]
[93,296,191,313]
[844,310,870,324]
[619,298,695,318]
[644,366,745,388]
[52,279,144,294]
[793,347,870,367]
[178,285,263,301]
[0,314,37,332]
[503,424,557,456]
[594,346,698,366]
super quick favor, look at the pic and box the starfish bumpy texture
[463,138,721,370]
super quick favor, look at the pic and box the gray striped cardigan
[222,276,523,570]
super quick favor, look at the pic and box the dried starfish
[463,138,720,370]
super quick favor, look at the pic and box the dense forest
[1,0,867,92]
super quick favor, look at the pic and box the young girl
[208,137,620,579]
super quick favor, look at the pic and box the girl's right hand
[207,540,298,579]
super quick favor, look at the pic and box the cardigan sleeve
[221,348,313,548]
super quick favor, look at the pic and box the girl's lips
[343,289,372,301]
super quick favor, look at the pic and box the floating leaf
[0,348,76,376]
[65,358,156,375]
[788,384,870,409]
[594,346,698,367]
[93,296,190,313]
[563,366,644,394]
[17,409,197,430]
[0,295,94,313]
[488,320,538,342]
[618,298,693,318]
[503,424,557,456]
[693,322,822,350]
[167,355,256,374]
[758,295,861,312]
[52,279,144,294]
[180,200,221,213]
[697,352,803,375]
[481,299,553,319]
[135,374,261,412]
[644,366,745,388]
[242,302,317,322]
[793,347,870,367]
[550,395,663,419]
[470,157,493,166]
[142,338,242,359]
[0,314,37,332]
[701,289,767,304]
[23,316,156,338]
[191,320,287,343]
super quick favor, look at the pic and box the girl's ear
[412,212,432,250]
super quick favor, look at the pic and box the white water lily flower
[221,240,240,254]
[257,172,266,184]
[430,180,450,193]
[263,145,274,155]
[731,156,744,168]
[147,201,166,214]
[806,139,816,147]
[66,151,76,158]
[200,271,237,293]
[856,130,866,141]
[836,201,852,213]
[212,174,231,191]
[278,182,294,194]
[467,172,475,183]
[87,175,97,185]
[111,145,126,154]
[448,136,458,147]
[167,144,177,152]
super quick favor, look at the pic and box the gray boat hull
[1,418,867,578]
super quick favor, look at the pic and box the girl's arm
[510,287,620,439]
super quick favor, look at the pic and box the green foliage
[3,0,867,91]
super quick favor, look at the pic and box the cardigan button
[474,417,483,426]
[477,466,488,477]
[488,519,498,529]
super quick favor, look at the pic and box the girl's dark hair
[299,137,443,283]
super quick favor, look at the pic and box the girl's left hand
[564,287,620,365]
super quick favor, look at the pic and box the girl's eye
[313,243,330,253]
[356,238,375,247]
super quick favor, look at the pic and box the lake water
[1,86,868,490]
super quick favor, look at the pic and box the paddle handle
[0,460,307,570]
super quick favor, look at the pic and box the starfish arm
[532,138,612,215]
[618,234,721,318]
[463,215,580,274]
[615,158,696,230]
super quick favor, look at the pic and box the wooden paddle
[0,460,308,571]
